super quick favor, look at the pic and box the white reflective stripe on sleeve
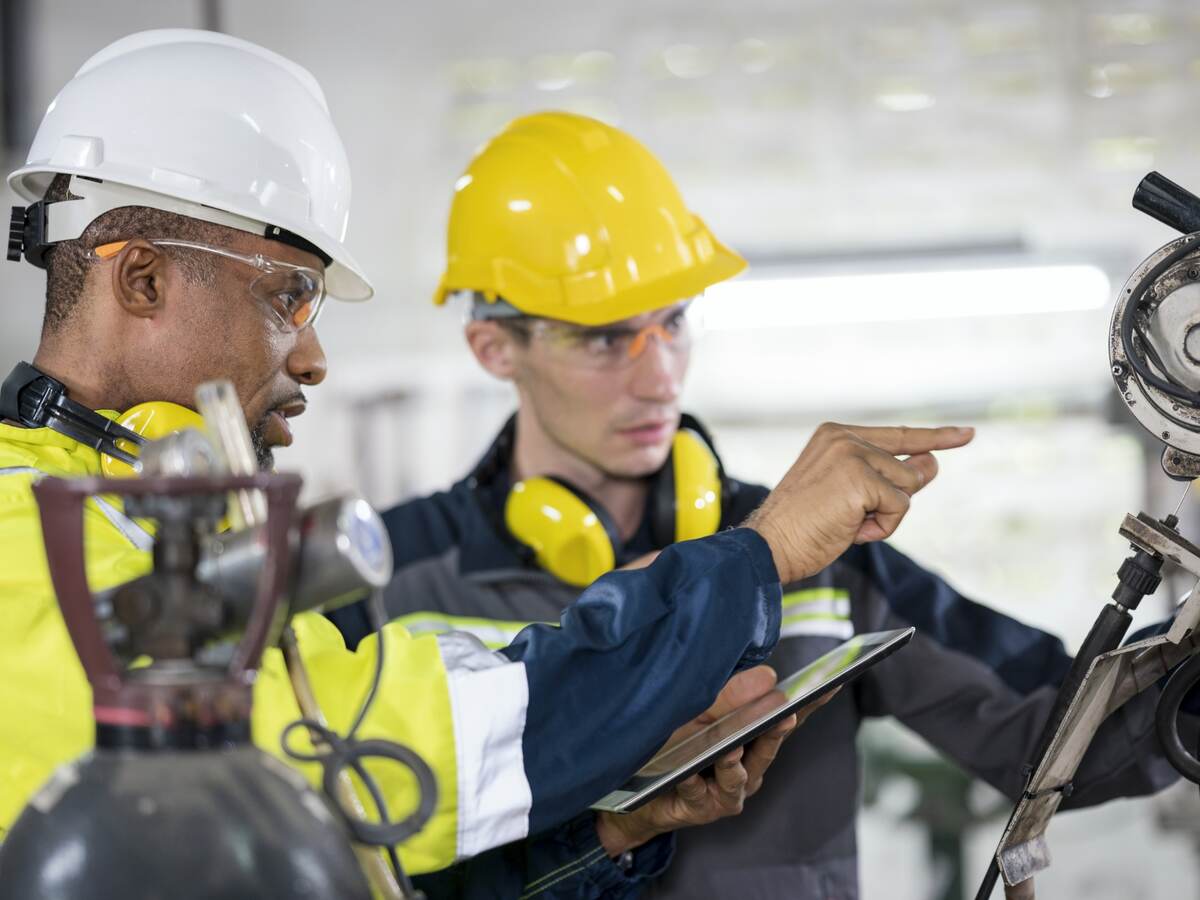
[91,494,154,552]
[400,613,534,651]
[780,616,854,640]
[436,631,533,858]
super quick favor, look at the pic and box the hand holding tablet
[593,628,914,814]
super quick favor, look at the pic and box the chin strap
[0,362,145,465]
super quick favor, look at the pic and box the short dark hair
[40,174,228,334]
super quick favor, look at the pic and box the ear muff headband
[1,361,146,463]
[0,361,204,476]
[504,475,620,587]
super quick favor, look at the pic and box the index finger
[841,424,974,456]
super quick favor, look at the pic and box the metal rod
[194,381,266,528]
[1174,482,1193,520]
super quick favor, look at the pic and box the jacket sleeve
[263,527,781,874]
[842,541,1182,806]
[499,527,781,834]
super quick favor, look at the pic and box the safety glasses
[511,302,695,371]
[94,239,326,331]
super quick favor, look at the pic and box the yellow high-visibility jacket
[0,422,783,880]
[0,423,463,874]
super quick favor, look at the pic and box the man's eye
[582,330,629,353]
[664,310,687,333]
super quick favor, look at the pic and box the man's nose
[628,332,683,402]
[288,327,328,386]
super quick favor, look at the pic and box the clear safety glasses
[509,302,696,371]
[94,239,326,331]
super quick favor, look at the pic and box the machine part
[975,519,1175,899]
[0,470,372,899]
[1161,447,1200,480]
[1173,482,1193,519]
[1109,232,1200,461]
[1145,281,1200,391]
[0,747,369,899]
[1116,512,1200,643]
[1156,652,1200,784]
[1133,172,1200,236]
[31,472,298,718]
[974,173,1200,898]
[195,379,266,527]
[996,836,1051,888]
[137,426,222,479]
[196,495,393,617]
[994,625,1200,887]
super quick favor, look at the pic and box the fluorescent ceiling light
[699,264,1112,329]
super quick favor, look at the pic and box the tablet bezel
[591,626,915,814]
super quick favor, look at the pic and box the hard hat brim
[8,165,374,303]
[435,243,746,326]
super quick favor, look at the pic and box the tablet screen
[592,627,913,813]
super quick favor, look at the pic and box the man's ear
[109,239,167,319]
[465,320,519,381]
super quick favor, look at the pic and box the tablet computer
[591,626,914,814]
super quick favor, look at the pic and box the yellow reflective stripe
[782,587,850,610]
[779,589,853,640]
[783,611,847,624]
[395,612,549,650]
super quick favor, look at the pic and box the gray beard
[249,420,273,470]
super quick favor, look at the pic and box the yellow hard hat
[434,111,746,326]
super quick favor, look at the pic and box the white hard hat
[7,29,372,301]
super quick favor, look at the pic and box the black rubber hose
[1156,652,1200,784]
[1134,172,1200,235]
[1031,604,1133,760]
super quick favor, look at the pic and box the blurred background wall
[4,1,1200,897]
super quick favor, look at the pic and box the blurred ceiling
[1,0,1195,363]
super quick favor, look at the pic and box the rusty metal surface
[995,631,1200,885]
[997,836,1050,887]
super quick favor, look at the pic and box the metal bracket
[1162,447,1200,480]
[995,630,1200,886]
[1119,513,1200,579]
[1117,512,1200,643]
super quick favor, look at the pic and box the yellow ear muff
[670,428,722,543]
[99,401,207,478]
[504,477,618,587]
